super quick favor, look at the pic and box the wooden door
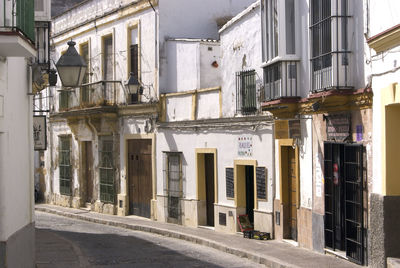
[83,141,93,203]
[205,154,215,226]
[128,139,152,218]
[288,148,297,241]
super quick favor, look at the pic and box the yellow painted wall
[381,83,400,196]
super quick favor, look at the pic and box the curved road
[35,211,264,268]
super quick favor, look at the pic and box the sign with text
[275,120,289,139]
[33,116,47,150]
[326,114,351,142]
[289,119,301,139]
[237,135,253,157]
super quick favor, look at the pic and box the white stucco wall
[0,58,34,240]
[165,40,221,93]
[364,0,400,194]
[219,2,262,118]
[156,127,274,212]
[158,0,256,94]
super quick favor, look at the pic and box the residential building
[260,0,372,265]
[0,0,36,266]
[365,1,400,267]
[44,0,255,221]
[156,1,274,233]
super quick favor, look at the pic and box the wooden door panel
[288,147,297,240]
[128,139,152,218]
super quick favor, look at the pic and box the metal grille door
[168,154,181,221]
[344,144,364,264]
[324,142,334,249]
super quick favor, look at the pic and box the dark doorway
[82,141,93,203]
[245,165,254,224]
[128,139,152,218]
[324,142,365,265]
[204,154,215,226]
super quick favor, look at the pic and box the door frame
[195,148,218,226]
[122,133,156,217]
[234,159,258,225]
[278,139,300,240]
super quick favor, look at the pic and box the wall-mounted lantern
[55,41,87,87]
[125,72,143,104]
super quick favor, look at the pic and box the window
[80,42,90,104]
[310,0,351,92]
[99,136,114,203]
[236,70,257,115]
[59,90,70,110]
[59,136,71,195]
[102,35,113,100]
[128,27,139,104]
[264,61,298,100]
[166,153,182,220]
[262,0,296,62]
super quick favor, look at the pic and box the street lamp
[125,72,143,104]
[55,41,87,87]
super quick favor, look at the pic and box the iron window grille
[236,70,257,115]
[59,136,72,196]
[99,137,114,203]
[310,0,351,92]
[263,61,299,101]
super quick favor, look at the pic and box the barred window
[236,70,257,115]
[59,136,71,195]
[99,136,114,203]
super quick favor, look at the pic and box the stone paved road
[35,211,265,268]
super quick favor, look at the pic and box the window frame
[99,136,115,203]
[59,135,72,196]
[79,41,91,105]
[127,21,141,104]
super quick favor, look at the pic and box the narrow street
[35,211,264,268]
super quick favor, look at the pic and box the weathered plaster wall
[52,5,157,107]
[219,2,262,118]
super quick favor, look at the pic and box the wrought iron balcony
[262,60,299,101]
[57,81,120,112]
[0,0,34,42]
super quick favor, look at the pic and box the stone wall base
[0,222,35,268]
[370,193,400,268]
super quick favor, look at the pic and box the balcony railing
[311,52,351,92]
[0,0,34,42]
[58,81,120,112]
[263,61,299,101]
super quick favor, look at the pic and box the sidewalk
[35,204,359,268]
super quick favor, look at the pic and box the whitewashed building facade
[156,1,275,234]
[44,0,256,223]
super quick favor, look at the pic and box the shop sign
[326,114,351,142]
[275,120,289,139]
[33,116,47,150]
[289,120,301,139]
[237,135,253,157]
